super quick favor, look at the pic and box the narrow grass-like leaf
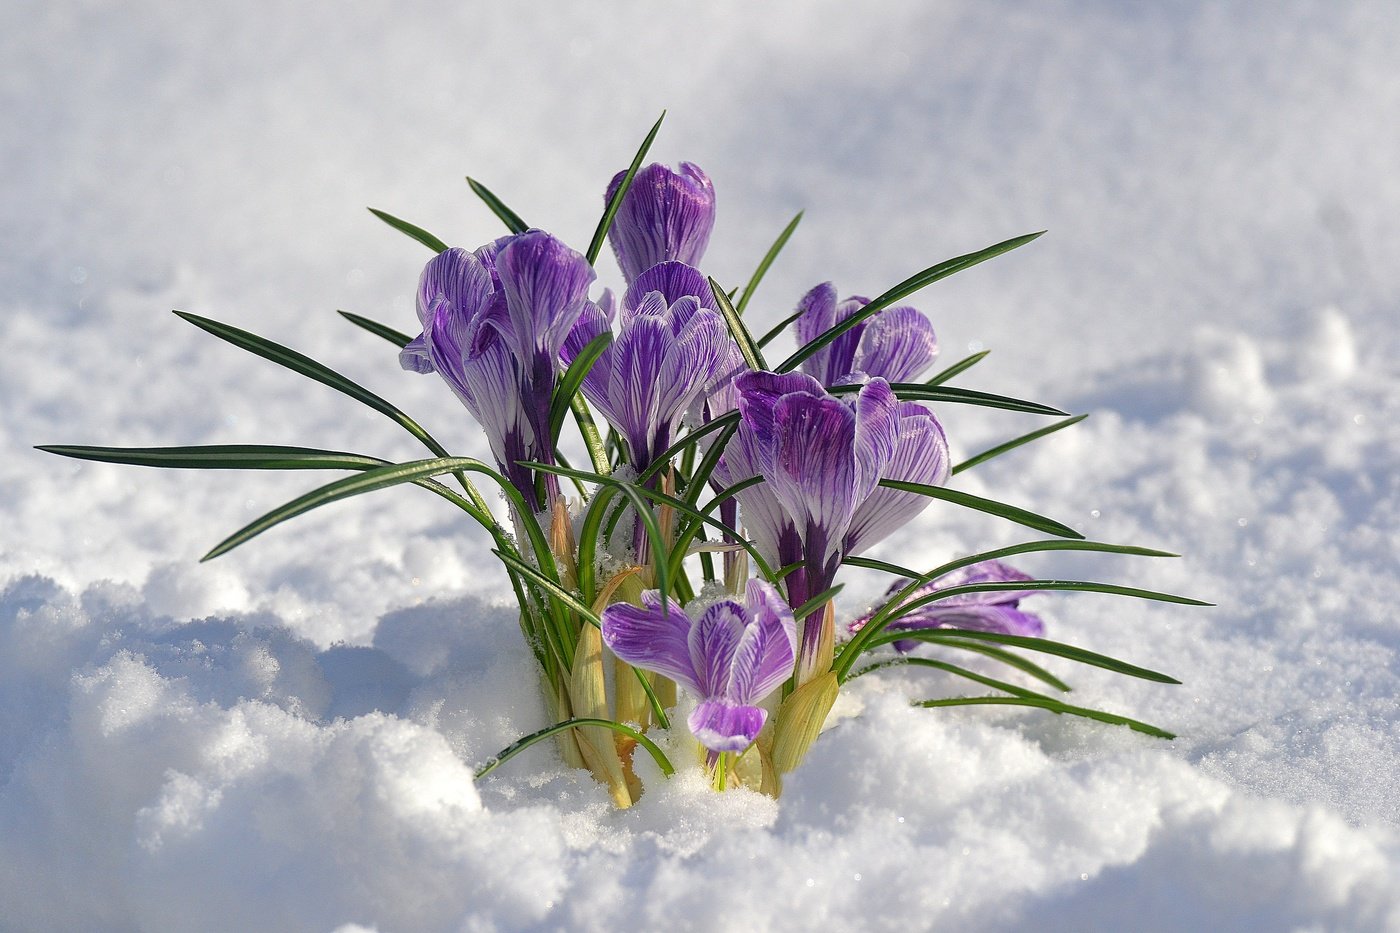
[551,331,612,442]
[666,476,762,583]
[37,444,386,472]
[914,695,1175,739]
[465,177,528,234]
[173,311,454,461]
[492,548,600,628]
[792,585,843,624]
[586,110,666,265]
[837,540,1176,680]
[367,207,449,253]
[954,414,1088,475]
[735,211,803,316]
[844,539,1177,585]
[538,466,673,617]
[201,456,537,565]
[756,308,804,350]
[879,479,1083,539]
[852,656,1050,700]
[474,717,675,779]
[928,640,1072,693]
[925,350,990,386]
[635,412,740,488]
[710,277,767,372]
[879,627,1182,684]
[338,310,412,348]
[528,461,776,581]
[830,382,1067,417]
[778,231,1044,373]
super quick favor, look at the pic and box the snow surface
[4,2,1400,930]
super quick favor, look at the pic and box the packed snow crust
[4,2,1400,930]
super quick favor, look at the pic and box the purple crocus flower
[560,261,729,474]
[601,579,796,753]
[714,371,949,676]
[794,282,938,387]
[607,162,716,285]
[848,560,1045,649]
[401,231,594,506]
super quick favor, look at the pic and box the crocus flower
[849,560,1045,649]
[607,162,716,285]
[601,579,796,753]
[401,231,594,506]
[793,282,938,387]
[714,371,949,677]
[561,261,729,475]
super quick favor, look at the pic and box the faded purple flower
[561,262,729,474]
[601,579,797,753]
[607,162,716,285]
[794,283,938,386]
[401,231,594,506]
[849,560,1045,649]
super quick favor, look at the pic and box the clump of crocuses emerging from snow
[43,116,1205,807]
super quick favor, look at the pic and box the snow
[3,1,1400,930]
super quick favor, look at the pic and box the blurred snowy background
[3,2,1399,930]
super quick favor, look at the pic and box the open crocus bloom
[400,231,594,506]
[849,560,1046,646]
[607,162,716,285]
[794,282,938,387]
[561,261,729,473]
[600,579,797,753]
[717,371,950,608]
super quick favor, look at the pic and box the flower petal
[623,260,716,314]
[607,163,716,284]
[851,377,901,500]
[495,230,595,360]
[845,402,950,555]
[688,600,748,698]
[727,579,798,703]
[854,304,938,383]
[687,698,767,754]
[600,593,699,695]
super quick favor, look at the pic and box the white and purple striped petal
[728,579,798,703]
[688,699,767,754]
[848,560,1046,644]
[607,162,716,285]
[599,583,797,754]
[844,402,950,556]
[562,277,728,473]
[495,230,596,362]
[793,283,939,386]
[599,591,700,695]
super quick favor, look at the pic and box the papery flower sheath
[601,579,796,753]
[561,261,729,473]
[794,282,938,387]
[607,162,716,285]
[849,560,1045,648]
[401,230,594,505]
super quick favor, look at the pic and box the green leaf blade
[367,207,449,253]
[465,178,528,234]
[586,111,666,265]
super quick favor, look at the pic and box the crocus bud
[606,162,716,284]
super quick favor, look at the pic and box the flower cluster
[397,160,984,787]
[46,121,1194,806]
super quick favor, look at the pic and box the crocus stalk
[600,580,796,762]
[607,162,716,285]
[793,282,939,387]
[849,560,1046,649]
[401,230,594,510]
[717,371,950,682]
